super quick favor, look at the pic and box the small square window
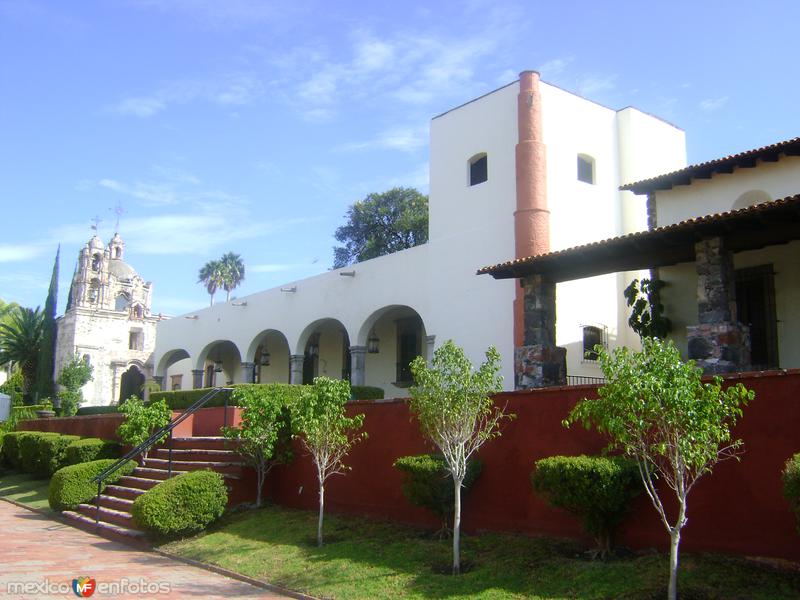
[577,154,595,184]
[582,325,605,361]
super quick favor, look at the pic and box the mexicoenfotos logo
[72,576,96,597]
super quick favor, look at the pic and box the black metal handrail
[90,386,233,526]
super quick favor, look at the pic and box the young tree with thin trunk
[293,377,365,546]
[409,340,509,575]
[223,384,293,507]
[566,338,753,600]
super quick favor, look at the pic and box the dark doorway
[735,264,779,369]
[119,366,145,402]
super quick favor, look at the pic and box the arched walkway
[195,340,243,389]
[245,329,291,384]
[119,365,145,402]
[294,318,352,385]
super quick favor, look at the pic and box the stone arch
[195,340,243,387]
[119,364,145,402]
[245,329,290,363]
[245,329,292,385]
[156,348,191,378]
[295,318,352,384]
[733,189,771,210]
[356,304,428,346]
[295,318,353,355]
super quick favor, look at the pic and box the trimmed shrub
[19,431,61,475]
[132,470,227,537]
[1,431,26,468]
[532,455,640,558]
[393,454,482,532]
[65,438,121,466]
[782,453,800,532]
[37,434,81,477]
[351,386,385,401]
[1,404,52,432]
[151,383,310,410]
[48,458,136,512]
[76,406,120,416]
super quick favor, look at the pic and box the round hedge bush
[782,453,800,532]
[36,434,81,477]
[532,454,640,557]
[132,470,227,538]
[1,431,26,469]
[65,438,121,466]
[19,432,61,475]
[393,454,482,531]
[48,458,137,512]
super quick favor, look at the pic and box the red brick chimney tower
[513,70,550,347]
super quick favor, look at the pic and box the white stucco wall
[154,78,686,394]
[655,156,800,227]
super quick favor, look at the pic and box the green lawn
[161,504,800,600]
[0,470,52,512]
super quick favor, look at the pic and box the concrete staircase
[62,437,246,545]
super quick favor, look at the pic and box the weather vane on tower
[109,200,126,233]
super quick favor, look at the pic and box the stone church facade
[55,232,160,407]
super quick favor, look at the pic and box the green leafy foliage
[223,384,295,507]
[782,453,800,533]
[532,455,640,557]
[293,377,366,546]
[75,406,120,416]
[333,187,429,268]
[565,338,754,600]
[132,470,227,537]
[198,252,245,305]
[623,278,672,340]
[408,340,510,575]
[19,431,60,474]
[36,433,81,477]
[0,306,44,404]
[64,438,121,466]
[350,385,385,401]
[1,431,25,468]
[0,369,24,406]
[394,454,482,533]
[0,403,51,433]
[48,458,136,511]
[116,396,171,461]
[150,384,309,410]
[56,354,93,416]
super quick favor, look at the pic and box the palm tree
[198,260,224,307]
[220,252,245,302]
[0,306,44,404]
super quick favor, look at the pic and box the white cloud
[250,263,308,274]
[538,57,573,78]
[336,126,427,153]
[110,74,263,118]
[0,244,44,263]
[576,74,618,97]
[699,96,729,113]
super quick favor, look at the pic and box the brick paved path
[0,501,291,599]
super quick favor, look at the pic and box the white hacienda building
[151,71,686,397]
[55,233,160,406]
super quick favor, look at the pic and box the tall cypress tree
[36,246,59,400]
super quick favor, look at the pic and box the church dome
[108,259,138,281]
[88,235,104,250]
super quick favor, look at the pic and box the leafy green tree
[37,246,59,400]
[623,278,671,340]
[566,338,754,600]
[220,251,245,301]
[0,306,44,405]
[293,377,366,546]
[116,396,172,462]
[408,340,511,575]
[333,187,428,268]
[223,384,294,507]
[0,368,24,406]
[0,298,20,327]
[198,259,224,307]
[56,354,93,416]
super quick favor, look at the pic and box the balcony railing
[566,375,605,386]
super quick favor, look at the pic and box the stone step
[76,504,137,529]
[153,447,241,462]
[98,494,134,512]
[118,475,162,490]
[143,458,244,475]
[169,437,231,451]
[133,467,188,480]
[104,485,146,500]
[62,510,148,548]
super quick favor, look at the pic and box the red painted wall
[267,371,800,562]
[17,371,800,562]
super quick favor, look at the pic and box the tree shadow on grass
[0,471,51,511]
[160,505,800,600]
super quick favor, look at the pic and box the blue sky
[1,0,798,315]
